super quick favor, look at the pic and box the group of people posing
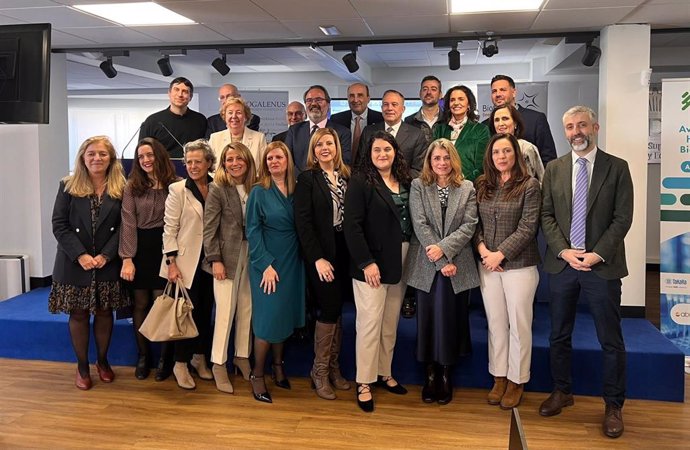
[49,74,632,438]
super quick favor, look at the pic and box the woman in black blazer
[344,130,413,412]
[295,128,353,400]
[48,135,127,390]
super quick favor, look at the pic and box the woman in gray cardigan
[406,138,479,405]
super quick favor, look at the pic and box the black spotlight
[582,41,602,67]
[342,51,359,73]
[482,39,499,57]
[157,55,173,76]
[448,45,460,71]
[99,56,117,78]
[212,54,230,76]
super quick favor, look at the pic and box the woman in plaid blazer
[474,133,541,410]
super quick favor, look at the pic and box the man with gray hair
[272,101,306,143]
[539,105,633,439]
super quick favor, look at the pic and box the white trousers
[478,264,538,384]
[211,241,252,365]
[353,243,409,384]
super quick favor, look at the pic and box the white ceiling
[0,0,688,90]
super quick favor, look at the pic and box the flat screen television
[0,23,51,124]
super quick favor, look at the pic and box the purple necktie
[570,157,588,249]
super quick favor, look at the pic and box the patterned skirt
[48,280,130,314]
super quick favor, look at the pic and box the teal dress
[246,182,306,342]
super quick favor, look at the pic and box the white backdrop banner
[659,77,690,359]
[477,82,549,122]
[243,91,289,141]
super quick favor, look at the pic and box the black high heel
[250,373,273,403]
[271,362,291,390]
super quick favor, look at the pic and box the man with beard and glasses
[404,75,443,144]
[285,85,351,174]
[539,105,633,439]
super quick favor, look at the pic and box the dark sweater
[139,107,207,158]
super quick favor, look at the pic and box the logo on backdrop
[671,303,690,325]
[682,91,690,111]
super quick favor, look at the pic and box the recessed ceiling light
[73,2,196,26]
[319,25,341,36]
[450,0,543,14]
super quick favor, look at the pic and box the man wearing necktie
[330,83,384,164]
[285,85,351,174]
[354,90,428,177]
[540,105,633,439]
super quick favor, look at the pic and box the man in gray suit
[356,90,428,177]
[539,105,633,439]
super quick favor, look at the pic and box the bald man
[205,83,261,138]
[272,101,306,143]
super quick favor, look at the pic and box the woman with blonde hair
[209,96,267,166]
[246,141,305,403]
[203,142,257,393]
[294,128,352,400]
[475,133,541,409]
[49,135,127,390]
[406,138,479,404]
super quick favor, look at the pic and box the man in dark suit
[483,75,557,167]
[356,90,428,177]
[285,85,351,174]
[272,101,305,143]
[205,83,260,138]
[330,83,383,155]
[539,105,633,439]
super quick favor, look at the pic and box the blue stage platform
[0,287,685,402]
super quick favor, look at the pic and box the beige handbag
[139,282,199,342]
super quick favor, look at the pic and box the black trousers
[548,266,626,407]
[175,268,214,362]
[305,230,352,323]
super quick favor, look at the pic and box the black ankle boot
[437,365,453,405]
[155,343,174,382]
[421,363,436,403]
[135,354,150,380]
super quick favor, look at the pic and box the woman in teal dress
[433,85,490,182]
[246,141,305,403]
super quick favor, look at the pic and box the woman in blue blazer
[49,135,127,390]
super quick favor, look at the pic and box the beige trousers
[478,264,539,384]
[211,241,252,365]
[353,243,409,384]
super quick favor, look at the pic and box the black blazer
[356,122,428,177]
[51,180,122,286]
[285,121,352,173]
[294,169,343,264]
[272,129,288,143]
[344,173,407,284]
[330,108,384,129]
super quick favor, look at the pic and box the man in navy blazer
[483,75,557,167]
[330,83,383,136]
[539,105,633,439]
[285,85,351,174]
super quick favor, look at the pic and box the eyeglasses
[305,97,327,104]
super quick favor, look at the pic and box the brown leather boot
[487,376,508,405]
[311,321,336,400]
[500,381,524,409]
[329,317,351,390]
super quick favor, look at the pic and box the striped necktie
[570,157,588,249]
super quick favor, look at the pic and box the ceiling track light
[212,54,230,76]
[448,44,460,71]
[333,44,360,74]
[157,55,173,76]
[582,41,602,67]
[482,38,499,57]
[99,56,116,78]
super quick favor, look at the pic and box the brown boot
[500,381,524,409]
[329,317,351,390]
[487,376,508,405]
[311,321,337,400]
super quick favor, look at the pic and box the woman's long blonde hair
[64,135,125,199]
[419,138,464,187]
[256,141,296,194]
[214,142,257,194]
[306,127,350,178]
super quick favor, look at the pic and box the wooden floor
[0,359,688,449]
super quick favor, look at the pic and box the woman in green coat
[433,85,490,182]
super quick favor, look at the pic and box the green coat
[433,121,490,182]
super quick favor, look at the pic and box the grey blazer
[405,178,480,294]
[203,182,245,280]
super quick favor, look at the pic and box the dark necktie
[311,124,319,136]
[352,116,362,164]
